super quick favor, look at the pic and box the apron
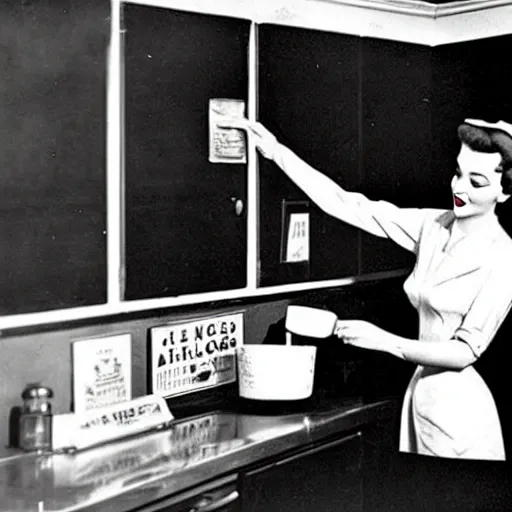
[400,365,505,460]
[397,212,512,461]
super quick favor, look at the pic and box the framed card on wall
[149,312,244,399]
[72,333,132,413]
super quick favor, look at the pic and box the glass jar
[19,383,54,453]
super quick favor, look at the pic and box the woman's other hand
[334,320,395,353]
[335,319,479,368]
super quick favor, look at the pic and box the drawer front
[241,432,363,512]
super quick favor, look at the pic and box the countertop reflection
[0,397,396,512]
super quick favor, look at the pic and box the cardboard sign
[72,333,132,413]
[52,395,173,452]
[285,213,310,263]
[208,98,247,163]
[150,312,244,398]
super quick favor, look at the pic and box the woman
[231,117,512,460]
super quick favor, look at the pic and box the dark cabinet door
[258,24,361,286]
[0,1,108,315]
[240,433,363,512]
[431,34,512,238]
[124,6,249,300]
[360,38,434,275]
[360,35,512,275]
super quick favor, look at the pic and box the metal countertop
[0,397,396,512]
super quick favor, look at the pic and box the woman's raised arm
[247,122,353,218]
[233,121,438,254]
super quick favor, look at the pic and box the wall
[0,276,417,457]
[0,1,420,459]
[3,0,511,464]
[0,0,108,315]
[0,297,285,456]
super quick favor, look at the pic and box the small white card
[52,395,173,452]
[285,213,310,262]
[72,333,132,413]
[209,98,247,163]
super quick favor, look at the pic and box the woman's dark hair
[457,123,512,195]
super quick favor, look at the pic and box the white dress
[274,144,512,460]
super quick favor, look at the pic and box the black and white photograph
[1,0,512,510]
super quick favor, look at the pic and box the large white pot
[237,345,317,401]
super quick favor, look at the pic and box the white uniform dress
[274,144,512,460]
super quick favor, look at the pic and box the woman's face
[451,144,508,219]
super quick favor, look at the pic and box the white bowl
[237,344,317,401]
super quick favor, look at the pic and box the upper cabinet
[2,0,512,322]
[123,6,250,300]
[257,24,361,287]
[360,34,512,274]
[258,29,512,284]
[359,39,433,274]
[0,0,109,315]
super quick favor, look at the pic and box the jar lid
[22,383,54,400]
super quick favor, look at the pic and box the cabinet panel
[431,35,512,236]
[360,35,512,276]
[0,0,108,314]
[258,25,360,286]
[241,433,363,512]
[360,38,433,274]
[124,6,249,299]
[433,36,512,179]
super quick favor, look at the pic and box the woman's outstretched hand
[217,119,278,160]
[247,122,279,160]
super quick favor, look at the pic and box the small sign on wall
[72,333,132,413]
[149,312,244,398]
[280,200,310,264]
[285,212,310,263]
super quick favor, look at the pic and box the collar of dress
[421,211,505,286]
[437,210,503,255]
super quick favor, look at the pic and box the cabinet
[240,432,363,512]
[4,3,511,316]
[0,0,108,315]
[257,24,361,286]
[359,38,432,274]
[123,5,250,300]
[258,29,512,284]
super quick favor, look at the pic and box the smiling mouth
[454,195,466,207]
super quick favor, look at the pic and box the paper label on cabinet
[285,213,310,262]
[208,98,247,163]
[150,312,244,398]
